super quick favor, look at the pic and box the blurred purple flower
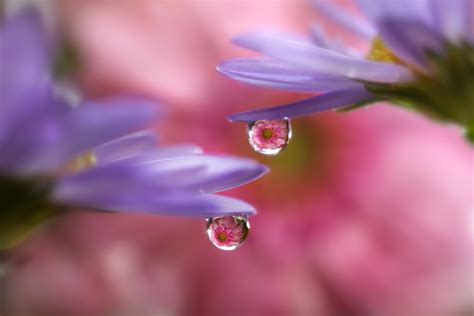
[218,0,474,140]
[0,9,268,249]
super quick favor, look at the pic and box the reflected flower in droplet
[207,216,250,251]
[247,119,291,155]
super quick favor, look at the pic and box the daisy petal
[145,194,256,217]
[94,130,159,164]
[356,0,433,26]
[0,8,50,113]
[233,32,414,83]
[130,155,269,193]
[78,193,257,218]
[311,0,376,40]
[61,96,159,159]
[217,58,361,93]
[378,18,444,71]
[0,9,52,150]
[53,157,264,216]
[0,91,69,174]
[430,0,472,43]
[309,24,360,57]
[54,156,267,203]
[467,0,474,43]
[229,87,374,122]
[169,156,269,194]
[100,144,204,165]
[6,96,160,174]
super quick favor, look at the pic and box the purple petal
[113,194,257,217]
[54,161,257,217]
[123,155,269,193]
[217,58,361,93]
[156,156,269,194]
[94,130,159,164]
[53,155,268,201]
[233,30,314,47]
[467,0,474,43]
[96,141,204,165]
[0,8,51,113]
[64,190,257,217]
[1,96,159,174]
[309,24,361,57]
[0,90,69,174]
[430,0,473,43]
[58,96,159,161]
[309,24,336,49]
[378,18,444,71]
[0,9,52,152]
[356,0,434,26]
[53,155,266,217]
[233,32,414,83]
[311,0,376,40]
[229,87,374,122]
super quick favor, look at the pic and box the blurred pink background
[4,1,473,315]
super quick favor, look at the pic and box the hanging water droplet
[206,216,250,251]
[247,118,292,155]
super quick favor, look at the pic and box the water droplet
[206,216,250,251]
[247,118,292,155]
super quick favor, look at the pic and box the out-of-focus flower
[56,0,311,109]
[218,0,474,141]
[0,9,268,250]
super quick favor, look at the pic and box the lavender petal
[217,58,361,93]
[309,24,360,57]
[2,96,159,174]
[94,130,159,164]
[229,87,374,122]
[97,143,204,165]
[64,192,257,217]
[53,156,266,216]
[159,156,269,194]
[233,32,414,83]
[356,0,433,26]
[53,155,268,202]
[311,0,376,40]
[429,0,472,43]
[467,0,474,43]
[0,90,69,174]
[0,8,50,112]
[0,9,52,151]
[60,96,159,160]
[378,18,444,71]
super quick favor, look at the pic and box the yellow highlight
[367,37,403,64]
[66,151,97,172]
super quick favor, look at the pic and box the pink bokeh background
[4,1,473,315]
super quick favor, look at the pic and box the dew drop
[206,216,250,251]
[247,118,292,155]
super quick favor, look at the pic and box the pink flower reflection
[248,119,291,155]
[207,216,249,251]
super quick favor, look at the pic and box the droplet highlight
[206,216,250,251]
[247,118,292,155]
